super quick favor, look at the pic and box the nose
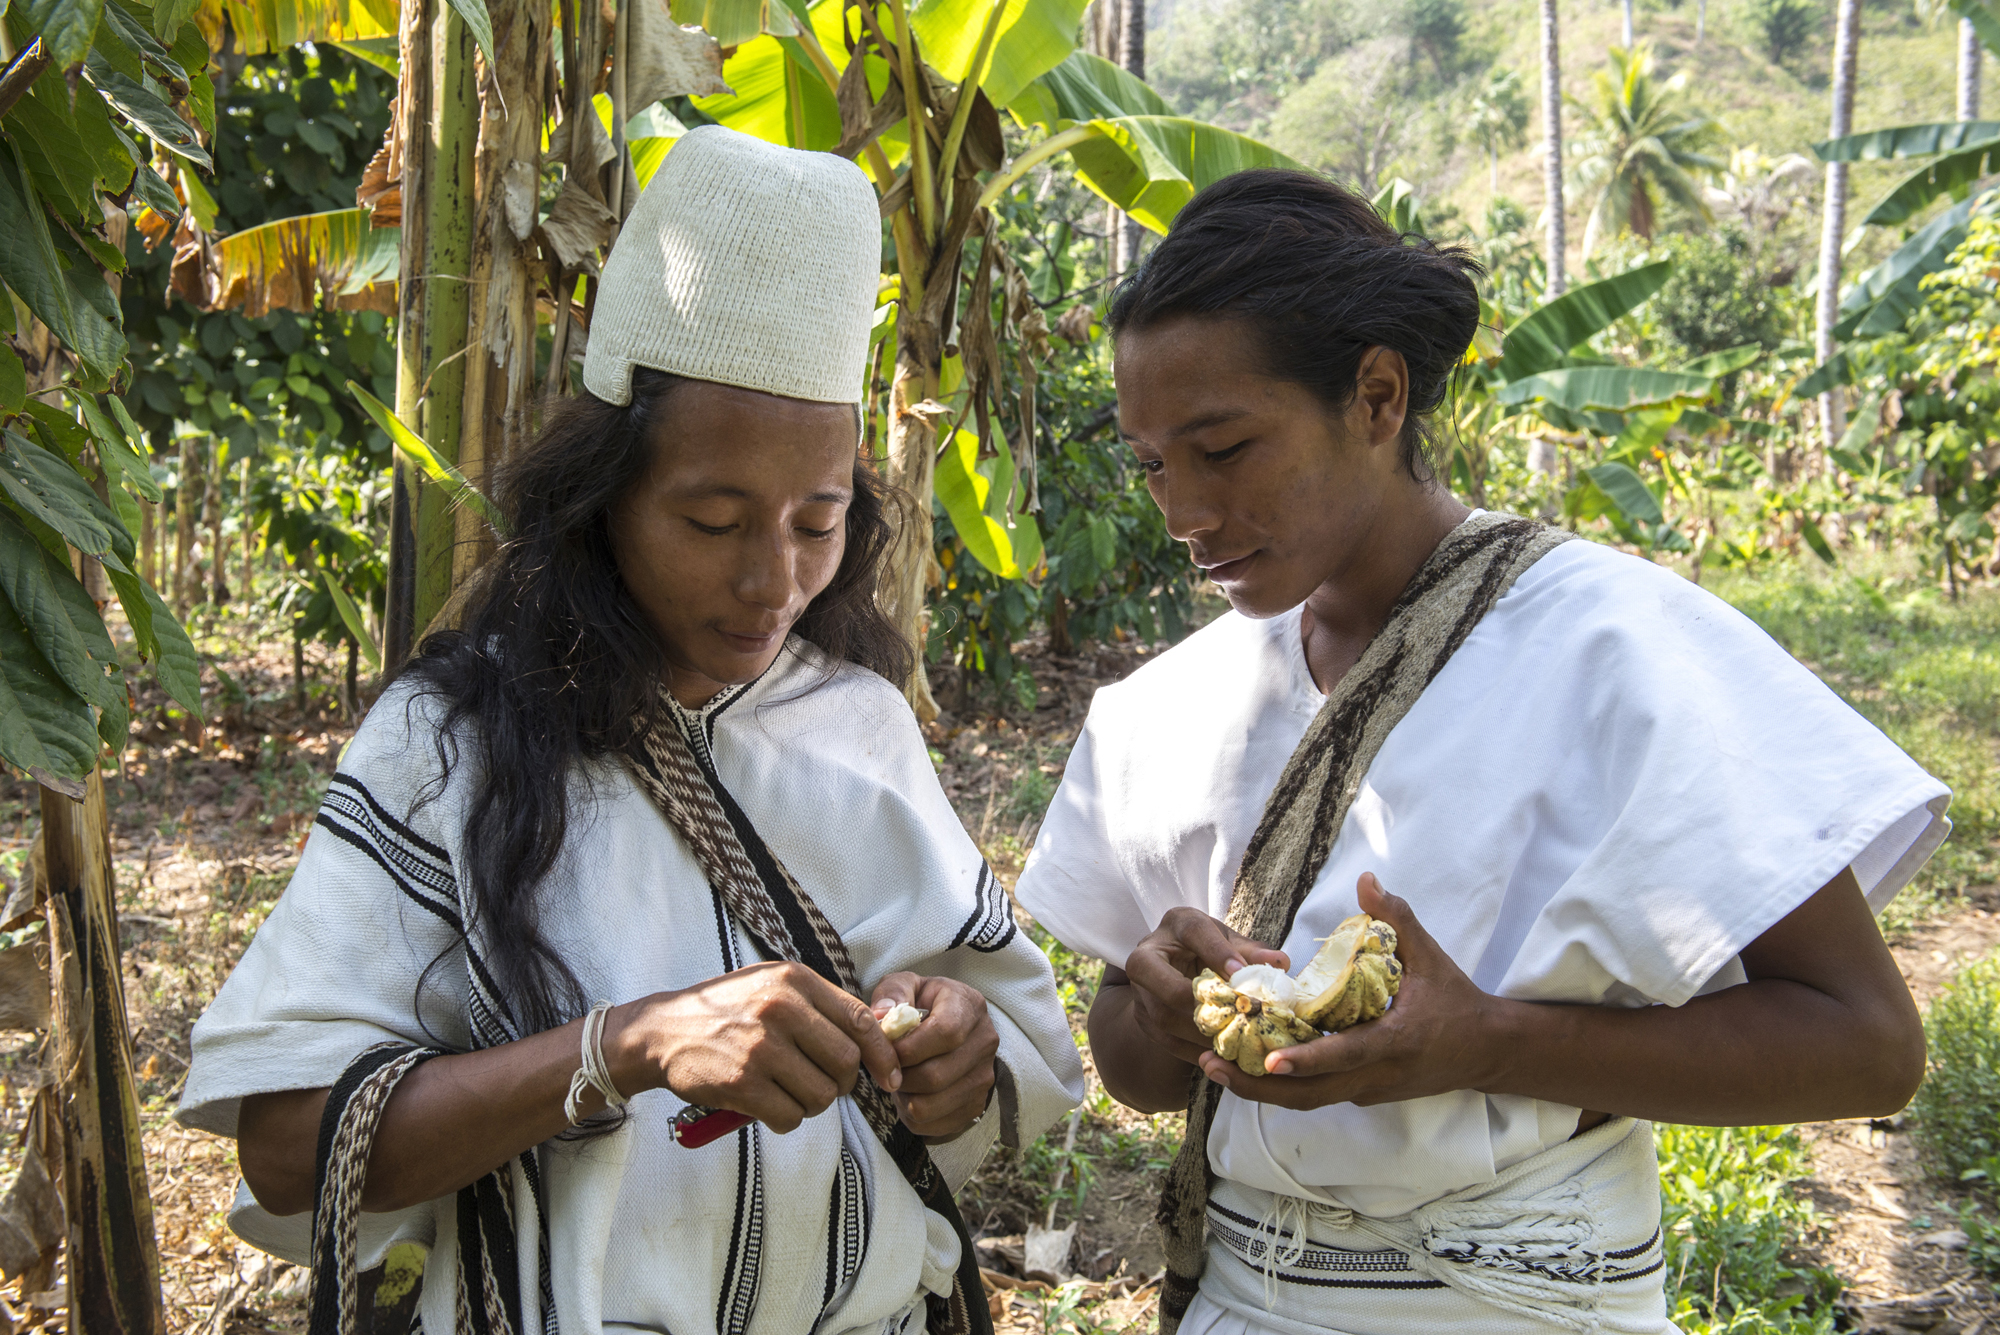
[734,529,798,614]
[1153,465,1221,547]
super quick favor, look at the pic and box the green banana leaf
[206,208,401,315]
[1009,49,1168,127]
[1834,194,1976,340]
[1860,140,2000,226]
[912,0,1092,109]
[1001,52,1301,231]
[1054,115,1305,233]
[1493,261,1673,382]
[1372,178,1423,234]
[1584,461,1664,525]
[1497,366,1714,413]
[1794,350,1850,400]
[693,1,846,151]
[936,427,1041,578]
[1814,120,2000,162]
[1951,0,2000,57]
[1678,343,1764,378]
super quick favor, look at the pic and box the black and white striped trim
[716,1125,767,1335]
[1207,1202,1445,1292]
[948,864,1016,954]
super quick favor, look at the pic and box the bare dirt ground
[0,620,1994,1333]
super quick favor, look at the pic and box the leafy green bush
[1657,1124,1837,1333]
[1910,950,2000,1182]
[1651,232,1791,359]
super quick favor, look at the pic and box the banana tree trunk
[413,8,478,638]
[1815,0,1860,451]
[40,774,166,1335]
[1539,0,1564,296]
[883,354,941,721]
[455,0,552,588]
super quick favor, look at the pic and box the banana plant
[686,0,1298,717]
[1800,0,2000,392]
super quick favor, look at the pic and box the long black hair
[398,368,911,1038]
[1107,169,1484,480]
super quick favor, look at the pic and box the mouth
[716,626,784,654]
[1196,551,1259,583]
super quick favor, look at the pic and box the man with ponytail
[1017,170,1942,1335]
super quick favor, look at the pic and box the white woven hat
[583,125,881,407]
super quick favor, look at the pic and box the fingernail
[1225,957,1244,975]
[887,1069,902,1091]
[1270,1060,1292,1076]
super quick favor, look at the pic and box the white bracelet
[565,1001,630,1126]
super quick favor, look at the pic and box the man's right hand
[1122,907,1291,1062]
[608,960,904,1133]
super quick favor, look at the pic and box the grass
[1912,948,2000,1186]
[1706,553,2000,925]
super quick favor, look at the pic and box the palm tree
[1702,146,1817,256]
[1468,67,1531,194]
[1541,0,1566,294]
[1568,43,1722,255]
[1815,0,1862,445]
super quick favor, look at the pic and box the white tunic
[179,640,1085,1335]
[1016,537,1948,1219]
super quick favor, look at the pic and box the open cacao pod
[1190,913,1403,1077]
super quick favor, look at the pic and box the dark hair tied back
[1108,169,1484,481]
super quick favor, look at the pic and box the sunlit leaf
[913,0,1090,108]
[1498,366,1713,412]
[193,0,395,56]
[348,382,509,535]
[1860,141,2000,227]
[1814,120,2000,162]
[321,570,382,669]
[14,0,107,70]
[1495,261,1672,380]
[200,208,400,316]
[936,427,1034,577]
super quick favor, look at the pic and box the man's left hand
[1196,874,1509,1109]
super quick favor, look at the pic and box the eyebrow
[1121,407,1255,443]
[679,484,852,504]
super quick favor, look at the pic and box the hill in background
[1148,0,1964,284]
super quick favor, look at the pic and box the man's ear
[1353,346,1410,451]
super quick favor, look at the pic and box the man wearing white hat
[176,126,1084,1335]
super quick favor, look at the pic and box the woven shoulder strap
[624,700,993,1335]
[1156,513,1574,1332]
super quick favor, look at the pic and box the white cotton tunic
[179,639,1085,1335]
[1014,538,1949,1326]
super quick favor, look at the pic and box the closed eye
[797,524,837,539]
[688,519,735,536]
[1203,442,1249,464]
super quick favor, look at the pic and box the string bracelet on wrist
[565,1001,630,1126]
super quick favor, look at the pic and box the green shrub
[1657,1124,1838,1332]
[1910,950,2000,1181]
